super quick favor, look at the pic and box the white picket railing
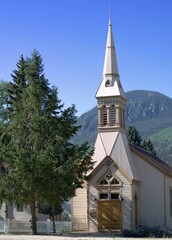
[9,220,31,233]
[0,219,9,233]
[0,221,4,233]
[0,219,72,234]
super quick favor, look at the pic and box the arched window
[110,105,116,126]
[98,173,120,186]
[101,105,107,126]
[98,172,121,200]
[105,79,111,87]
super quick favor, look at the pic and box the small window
[110,105,116,126]
[106,173,112,180]
[111,193,119,200]
[101,106,107,126]
[111,179,119,185]
[100,193,108,200]
[105,79,112,87]
[100,179,108,185]
[99,173,120,186]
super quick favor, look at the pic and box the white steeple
[96,19,126,99]
[96,19,127,131]
[103,19,119,76]
[90,18,138,181]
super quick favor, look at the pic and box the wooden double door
[97,200,122,231]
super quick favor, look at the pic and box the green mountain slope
[150,127,172,142]
[72,90,172,165]
[150,127,172,166]
[126,90,172,137]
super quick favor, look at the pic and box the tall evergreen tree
[142,138,157,155]
[0,80,10,123]
[0,50,93,234]
[127,125,156,156]
[127,126,142,147]
[8,55,27,115]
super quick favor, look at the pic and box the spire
[109,2,112,26]
[103,19,119,76]
[96,19,126,99]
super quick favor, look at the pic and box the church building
[72,19,172,232]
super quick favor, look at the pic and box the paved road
[0,235,166,240]
[0,235,116,240]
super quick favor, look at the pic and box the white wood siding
[71,182,88,231]
[116,169,132,230]
[134,154,165,227]
[88,184,98,232]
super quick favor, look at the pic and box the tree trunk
[30,199,37,235]
[52,205,56,233]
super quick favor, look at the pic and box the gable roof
[129,144,172,176]
[88,132,139,181]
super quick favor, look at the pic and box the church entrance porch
[97,200,122,232]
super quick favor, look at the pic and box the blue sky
[0,0,172,116]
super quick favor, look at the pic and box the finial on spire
[109,2,111,25]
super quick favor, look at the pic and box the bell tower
[96,19,126,132]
